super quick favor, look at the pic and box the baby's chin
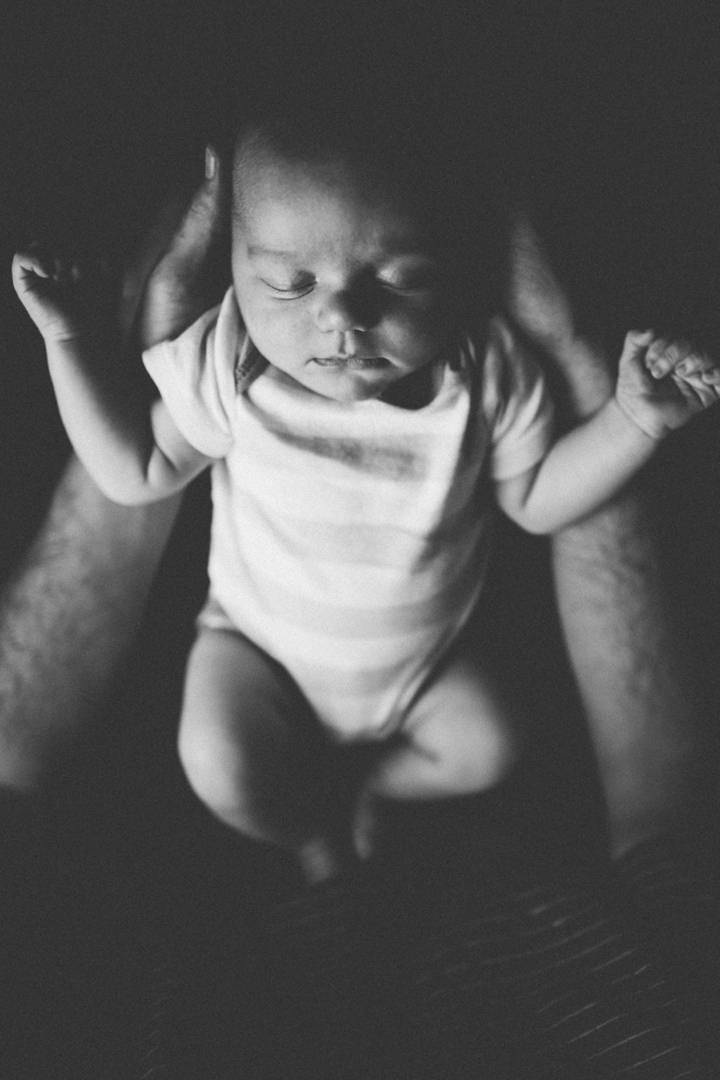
[287,358,401,403]
[306,372,394,404]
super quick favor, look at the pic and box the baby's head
[227,80,499,404]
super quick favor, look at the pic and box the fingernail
[205,147,216,179]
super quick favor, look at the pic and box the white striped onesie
[144,288,554,741]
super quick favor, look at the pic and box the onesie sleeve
[142,287,242,459]
[481,316,555,481]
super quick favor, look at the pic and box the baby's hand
[12,247,111,345]
[615,329,720,439]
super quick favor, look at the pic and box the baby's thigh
[371,651,519,800]
[178,628,319,809]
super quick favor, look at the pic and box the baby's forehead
[232,133,428,225]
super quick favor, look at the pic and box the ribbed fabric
[385,851,717,1078]
[613,830,720,1064]
[127,830,720,1079]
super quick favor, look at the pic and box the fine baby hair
[214,59,506,323]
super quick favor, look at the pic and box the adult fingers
[118,191,192,343]
[164,145,227,267]
[118,146,228,345]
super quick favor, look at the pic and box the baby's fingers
[12,247,58,288]
[618,329,657,384]
[12,247,88,292]
[671,371,720,410]
[645,337,694,379]
[674,350,720,385]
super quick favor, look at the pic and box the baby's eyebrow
[247,246,295,259]
[246,245,434,261]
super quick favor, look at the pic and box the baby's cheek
[254,308,311,364]
[393,309,447,355]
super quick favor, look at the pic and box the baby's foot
[352,794,379,864]
[296,836,343,886]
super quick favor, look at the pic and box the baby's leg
[355,650,519,855]
[177,628,340,882]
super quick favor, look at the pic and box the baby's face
[231,142,451,403]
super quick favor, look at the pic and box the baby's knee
[429,705,520,795]
[369,711,519,803]
[177,712,309,846]
[472,715,518,789]
[178,718,237,817]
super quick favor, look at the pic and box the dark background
[3,0,720,567]
[2,2,720,1074]
[3,0,720,774]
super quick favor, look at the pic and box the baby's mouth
[313,355,388,370]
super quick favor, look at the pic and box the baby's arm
[11,248,213,505]
[497,330,720,534]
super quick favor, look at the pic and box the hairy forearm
[553,494,700,854]
[0,456,180,791]
[548,343,699,853]
[508,212,699,856]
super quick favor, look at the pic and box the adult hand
[507,212,614,418]
[0,146,229,794]
[121,146,230,351]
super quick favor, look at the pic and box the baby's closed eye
[262,275,315,297]
[376,258,439,292]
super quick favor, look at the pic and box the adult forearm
[552,494,699,855]
[550,345,699,852]
[508,212,699,856]
[0,455,180,791]
[548,342,699,854]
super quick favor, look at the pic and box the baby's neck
[380,360,444,410]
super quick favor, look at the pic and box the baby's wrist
[44,323,109,349]
[44,328,114,370]
[611,393,668,443]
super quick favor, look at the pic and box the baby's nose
[315,288,376,334]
